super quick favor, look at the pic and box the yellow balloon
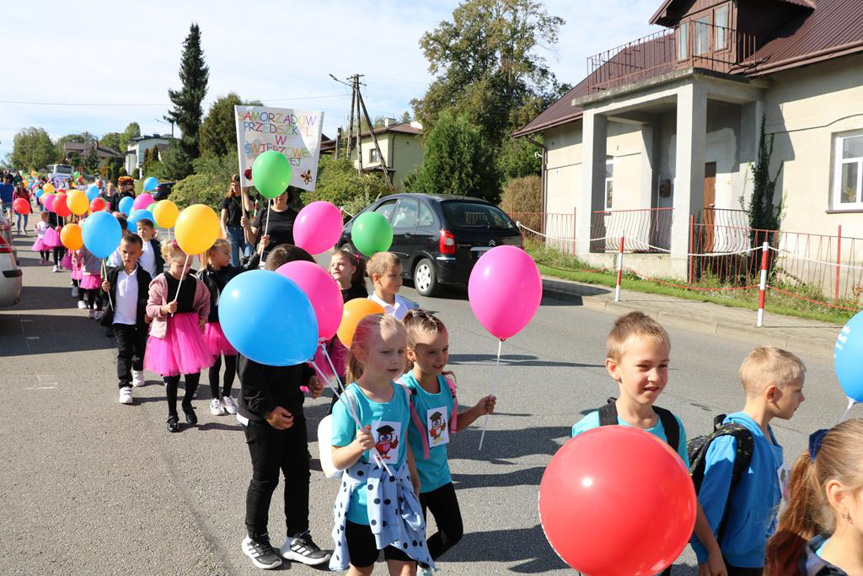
[175,204,220,255]
[66,190,89,216]
[152,200,180,228]
[44,183,55,194]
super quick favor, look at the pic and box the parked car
[337,194,523,297]
[0,211,17,260]
[0,214,22,307]
[153,182,175,201]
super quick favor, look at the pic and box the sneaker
[131,370,145,387]
[222,395,238,415]
[280,531,330,566]
[77,300,87,309]
[71,286,79,298]
[88,310,95,319]
[183,405,197,426]
[166,414,180,433]
[40,258,47,265]
[418,565,435,576]
[52,265,60,273]
[243,535,283,570]
[118,386,133,405]
[94,311,103,321]
[210,398,226,416]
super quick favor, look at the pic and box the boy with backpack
[571,312,725,575]
[690,346,806,575]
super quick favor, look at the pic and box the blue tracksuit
[691,412,784,568]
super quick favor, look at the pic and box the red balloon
[539,426,696,576]
[53,194,71,218]
[90,198,106,212]
[13,198,31,215]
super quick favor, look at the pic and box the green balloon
[73,171,80,178]
[351,212,393,257]
[252,151,293,199]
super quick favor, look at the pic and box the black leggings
[164,373,200,416]
[52,247,64,265]
[208,354,237,399]
[39,250,50,260]
[419,482,463,561]
[84,289,102,311]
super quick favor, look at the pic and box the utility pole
[354,75,364,176]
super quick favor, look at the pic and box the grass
[526,241,858,325]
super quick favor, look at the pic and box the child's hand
[705,550,727,576]
[101,280,110,293]
[199,318,206,332]
[307,376,324,399]
[356,425,375,452]
[161,301,178,315]
[266,407,294,430]
[475,395,497,415]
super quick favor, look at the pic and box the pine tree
[165,23,209,177]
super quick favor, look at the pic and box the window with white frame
[715,6,729,50]
[834,132,863,209]
[605,157,614,210]
[369,148,380,163]
[694,15,711,56]
[677,23,689,60]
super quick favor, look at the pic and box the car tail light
[0,235,12,254]
[439,229,456,255]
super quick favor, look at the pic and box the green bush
[499,174,541,230]
[170,173,224,210]
[302,156,390,217]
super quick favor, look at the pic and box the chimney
[384,118,398,128]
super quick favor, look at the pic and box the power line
[0,94,349,107]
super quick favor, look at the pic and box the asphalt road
[0,234,847,575]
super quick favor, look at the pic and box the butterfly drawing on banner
[300,169,313,185]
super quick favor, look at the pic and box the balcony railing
[587,22,756,93]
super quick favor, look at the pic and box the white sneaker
[131,370,145,387]
[52,265,60,272]
[118,386,133,405]
[222,395,238,415]
[77,300,87,309]
[418,566,435,576]
[88,310,95,319]
[210,398,225,416]
[94,310,103,320]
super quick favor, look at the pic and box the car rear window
[441,201,515,230]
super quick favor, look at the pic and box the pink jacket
[146,273,210,339]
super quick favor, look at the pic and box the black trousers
[84,289,102,311]
[164,373,200,416]
[114,324,147,387]
[419,482,464,561]
[724,559,762,576]
[52,246,64,264]
[208,354,237,399]
[244,417,310,540]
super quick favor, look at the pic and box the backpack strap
[444,376,458,435]
[598,398,618,426]
[396,382,432,460]
[654,406,680,454]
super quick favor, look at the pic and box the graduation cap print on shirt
[427,407,450,447]
[374,422,401,462]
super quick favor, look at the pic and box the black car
[153,182,175,201]
[337,194,523,296]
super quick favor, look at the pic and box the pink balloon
[276,260,345,341]
[44,194,56,212]
[468,246,542,340]
[133,193,155,211]
[293,201,344,255]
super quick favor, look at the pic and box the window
[441,201,515,230]
[835,132,863,209]
[373,199,398,221]
[369,148,380,163]
[694,15,711,56]
[715,6,728,50]
[605,157,614,210]
[392,198,418,230]
[678,22,689,60]
[418,201,436,227]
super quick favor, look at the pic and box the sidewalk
[542,275,842,359]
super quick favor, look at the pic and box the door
[703,162,716,252]
[390,197,419,274]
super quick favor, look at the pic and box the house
[321,120,424,189]
[125,134,175,178]
[63,140,122,168]
[516,0,863,282]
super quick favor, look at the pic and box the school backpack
[598,397,680,451]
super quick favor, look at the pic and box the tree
[498,135,541,181]
[105,157,124,182]
[199,93,263,158]
[160,142,194,181]
[11,127,60,170]
[100,122,141,155]
[304,155,390,216]
[745,118,782,232]
[410,111,501,203]
[400,111,413,124]
[83,147,100,173]
[165,23,209,177]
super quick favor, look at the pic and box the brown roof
[358,122,422,138]
[650,0,813,26]
[512,80,589,137]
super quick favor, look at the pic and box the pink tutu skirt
[79,273,100,290]
[71,268,82,281]
[60,252,72,270]
[31,238,46,252]
[202,322,237,356]
[144,312,214,377]
[43,227,60,248]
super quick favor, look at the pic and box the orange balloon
[336,299,386,348]
[60,223,83,251]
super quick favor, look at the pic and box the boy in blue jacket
[692,346,806,575]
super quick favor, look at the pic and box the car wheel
[413,258,439,297]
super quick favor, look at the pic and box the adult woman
[242,188,297,263]
[13,182,31,234]
[220,175,253,267]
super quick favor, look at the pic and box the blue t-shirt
[571,408,690,467]
[402,372,455,493]
[0,183,13,203]
[331,382,411,525]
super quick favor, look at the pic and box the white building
[124,134,174,178]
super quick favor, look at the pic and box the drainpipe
[525,136,547,230]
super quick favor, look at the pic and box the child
[45,209,64,272]
[198,239,240,416]
[366,252,417,321]
[693,346,806,575]
[143,241,213,433]
[78,245,104,319]
[32,211,51,265]
[330,248,368,301]
[401,310,495,575]
[136,218,164,278]
[765,419,863,576]
[70,248,85,309]
[570,312,724,576]
[101,234,152,404]
[329,313,433,575]
[236,241,329,570]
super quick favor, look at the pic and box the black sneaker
[281,531,331,566]
[166,414,180,433]
[242,535,283,570]
[183,406,197,425]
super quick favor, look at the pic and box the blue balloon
[35,189,44,198]
[219,270,319,366]
[143,177,158,192]
[82,211,122,259]
[118,196,134,215]
[86,185,100,201]
[836,311,863,402]
[127,209,154,227]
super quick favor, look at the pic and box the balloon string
[478,339,503,451]
[263,199,272,239]
[170,254,190,316]
[307,359,394,477]
[839,397,856,423]
[321,343,345,394]
[102,259,114,311]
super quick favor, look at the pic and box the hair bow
[809,428,828,461]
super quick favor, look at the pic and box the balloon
[13,198,30,215]
[337,298,385,348]
[133,193,155,211]
[66,190,89,216]
[90,198,106,213]
[127,209,154,228]
[251,150,292,199]
[539,427,697,575]
[175,204,220,255]
[73,171,80,179]
[86,185,100,201]
[60,223,83,251]
[277,261,345,341]
[836,311,863,402]
[118,196,134,215]
[53,194,71,218]
[219,270,318,366]
[35,189,43,198]
[293,201,343,255]
[152,200,179,228]
[143,177,158,192]
[82,211,122,259]
[43,183,55,194]
[468,245,542,340]
[43,194,56,212]
[350,212,393,257]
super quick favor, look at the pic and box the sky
[0,0,662,164]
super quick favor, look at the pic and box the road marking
[28,374,59,390]
[25,385,57,390]
[26,336,40,340]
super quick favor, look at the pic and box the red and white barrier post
[615,235,625,302]
[757,241,769,327]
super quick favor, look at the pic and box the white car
[0,213,22,307]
